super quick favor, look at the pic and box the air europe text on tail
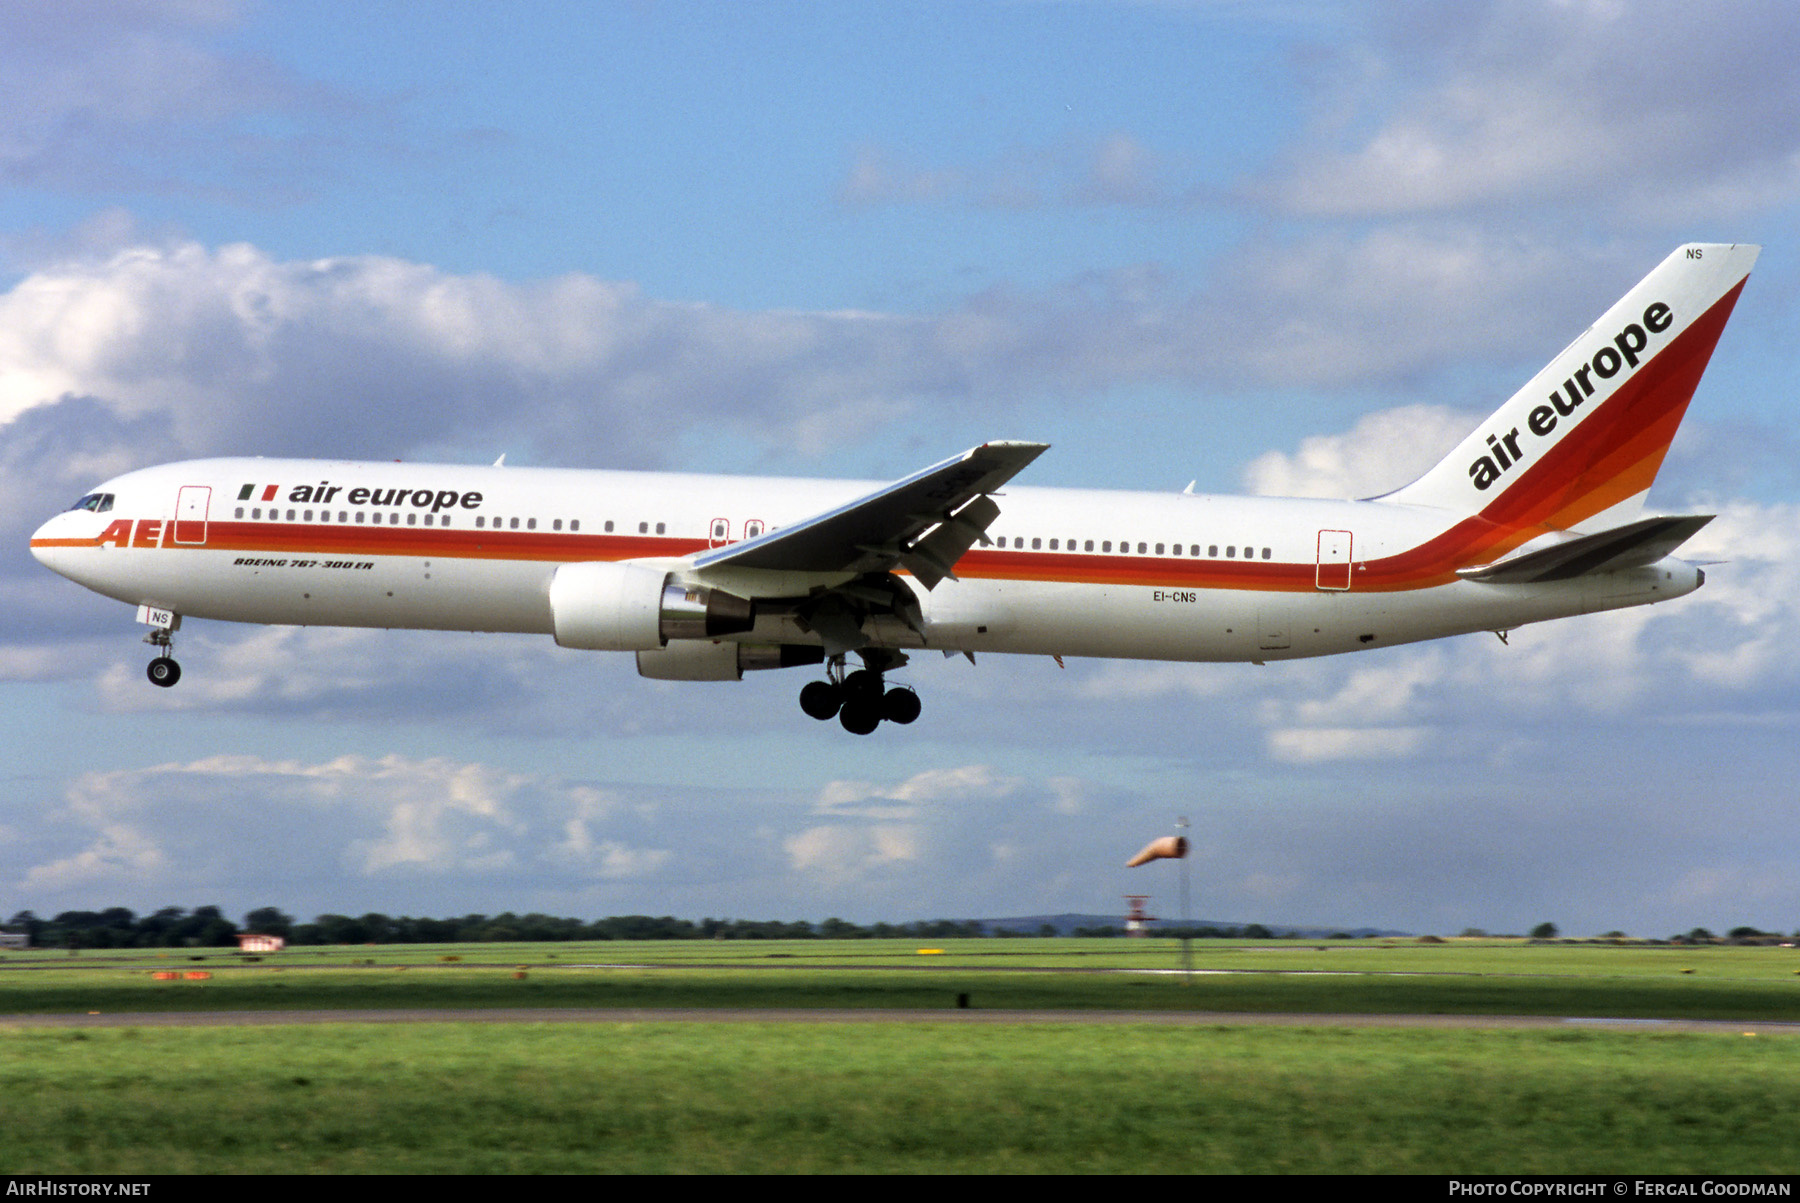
[1387,243,1758,535]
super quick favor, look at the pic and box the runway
[5,1007,1798,1033]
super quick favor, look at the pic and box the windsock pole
[1125,821,1194,982]
[1177,816,1191,981]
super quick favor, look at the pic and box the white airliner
[30,243,1757,733]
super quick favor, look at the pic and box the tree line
[2,907,1023,948]
[0,907,1344,947]
[12,908,1783,948]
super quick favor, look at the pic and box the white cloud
[816,764,1021,818]
[340,754,528,874]
[1051,484,1800,763]
[17,753,673,905]
[784,824,923,884]
[1204,228,1623,390]
[80,624,598,736]
[20,821,165,896]
[1286,654,1444,728]
[4,4,1799,943]
[784,766,1115,892]
[1260,1,1800,224]
[0,241,946,466]
[0,225,1663,546]
[1265,725,1429,764]
[1664,501,1800,690]
[1071,661,1247,701]
[1046,776,1086,816]
[0,2,377,206]
[1074,132,1163,205]
[839,147,966,207]
[1242,404,1477,498]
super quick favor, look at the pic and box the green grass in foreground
[1,1022,1794,1174]
[2,939,1798,1021]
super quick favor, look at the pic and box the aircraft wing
[1458,514,1714,584]
[690,441,1048,588]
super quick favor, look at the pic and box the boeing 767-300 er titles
[30,244,1757,734]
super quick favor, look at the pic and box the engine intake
[548,561,755,651]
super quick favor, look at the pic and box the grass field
[4,1021,1797,1174]
[2,938,1797,1021]
[2,939,1797,1173]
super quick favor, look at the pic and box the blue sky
[4,0,1800,936]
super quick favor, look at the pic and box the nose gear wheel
[143,627,181,688]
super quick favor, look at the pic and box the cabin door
[173,486,210,545]
[1315,529,1352,591]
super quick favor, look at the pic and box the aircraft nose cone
[29,516,57,566]
[29,512,81,574]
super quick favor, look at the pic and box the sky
[4,0,1800,937]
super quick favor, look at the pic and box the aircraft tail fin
[1384,243,1758,534]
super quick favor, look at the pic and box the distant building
[0,931,28,950]
[237,933,285,953]
[1123,896,1155,936]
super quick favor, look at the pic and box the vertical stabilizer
[1384,243,1757,534]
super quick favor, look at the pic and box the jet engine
[548,561,755,651]
[637,641,825,681]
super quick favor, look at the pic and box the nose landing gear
[798,654,920,734]
[142,622,181,688]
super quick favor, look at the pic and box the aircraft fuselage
[28,243,1755,731]
[30,455,1697,666]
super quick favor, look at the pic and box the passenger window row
[994,535,1274,560]
[237,507,460,526]
[231,507,621,532]
[223,505,1275,560]
[475,515,588,532]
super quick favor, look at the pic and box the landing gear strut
[798,653,920,734]
[143,627,181,688]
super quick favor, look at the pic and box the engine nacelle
[548,561,755,651]
[636,641,825,681]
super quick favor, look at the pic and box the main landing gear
[799,654,920,735]
[144,627,181,688]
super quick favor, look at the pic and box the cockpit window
[69,493,114,513]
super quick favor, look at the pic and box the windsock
[1126,835,1188,867]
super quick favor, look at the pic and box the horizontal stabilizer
[1458,515,1713,584]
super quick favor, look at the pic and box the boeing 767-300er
[30,243,1758,733]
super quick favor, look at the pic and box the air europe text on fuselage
[1467,301,1674,491]
[237,481,484,513]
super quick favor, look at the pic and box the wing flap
[1458,515,1714,584]
[690,441,1046,584]
[900,494,1000,588]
